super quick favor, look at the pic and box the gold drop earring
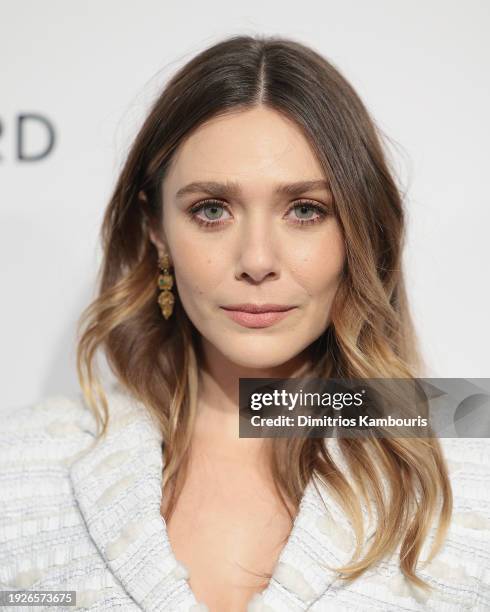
[157,253,174,320]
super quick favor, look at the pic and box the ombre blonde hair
[76,34,452,593]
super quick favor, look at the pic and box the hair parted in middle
[76,34,452,593]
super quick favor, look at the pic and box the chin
[217,342,300,371]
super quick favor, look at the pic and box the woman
[1,35,488,612]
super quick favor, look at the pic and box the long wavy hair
[76,34,452,593]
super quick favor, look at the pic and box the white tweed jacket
[0,384,489,612]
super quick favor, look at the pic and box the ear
[148,226,165,254]
[148,229,173,268]
[139,190,169,258]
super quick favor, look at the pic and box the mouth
[220,304,297,328]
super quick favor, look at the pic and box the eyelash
[188,199,330,228]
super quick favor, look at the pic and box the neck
[192,336,315,453]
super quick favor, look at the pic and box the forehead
[163,106,325,191]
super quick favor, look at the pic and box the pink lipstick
[220,304,297,328]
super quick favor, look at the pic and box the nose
[234,213,280,284]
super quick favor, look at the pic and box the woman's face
[149,106,345,369]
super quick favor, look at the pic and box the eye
[188,198,330,228]
[287,201,326,224]
[188,200,232,227]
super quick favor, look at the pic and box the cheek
[167,232,226,302]
[289,226,345,297]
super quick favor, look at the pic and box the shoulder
[438,435,489,463]
[0,393,97,521]
[407,438,490,610]
[312,438,490,611]
[0,384,143,479]
[0,384,152,594]
[0,388,117,593]
[0,393,95,582]
[438,436,490,508]
[0,392,96,463]
[395,438,490,610]
[437,437,490,556]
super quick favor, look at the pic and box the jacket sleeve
[0,395,96,590]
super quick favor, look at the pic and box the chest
[160,449,296,612]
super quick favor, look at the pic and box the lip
[221,303,295,313]
[220,304,297,328]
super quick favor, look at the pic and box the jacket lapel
[69,387,200,611]
[70,386,374,611]
[257,440,377,610]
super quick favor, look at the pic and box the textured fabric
[0,384,489,611]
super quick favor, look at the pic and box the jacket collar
[70,385,373,611]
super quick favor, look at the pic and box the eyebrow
[175,179,331,200]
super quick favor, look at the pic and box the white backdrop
[1,0,489,410]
